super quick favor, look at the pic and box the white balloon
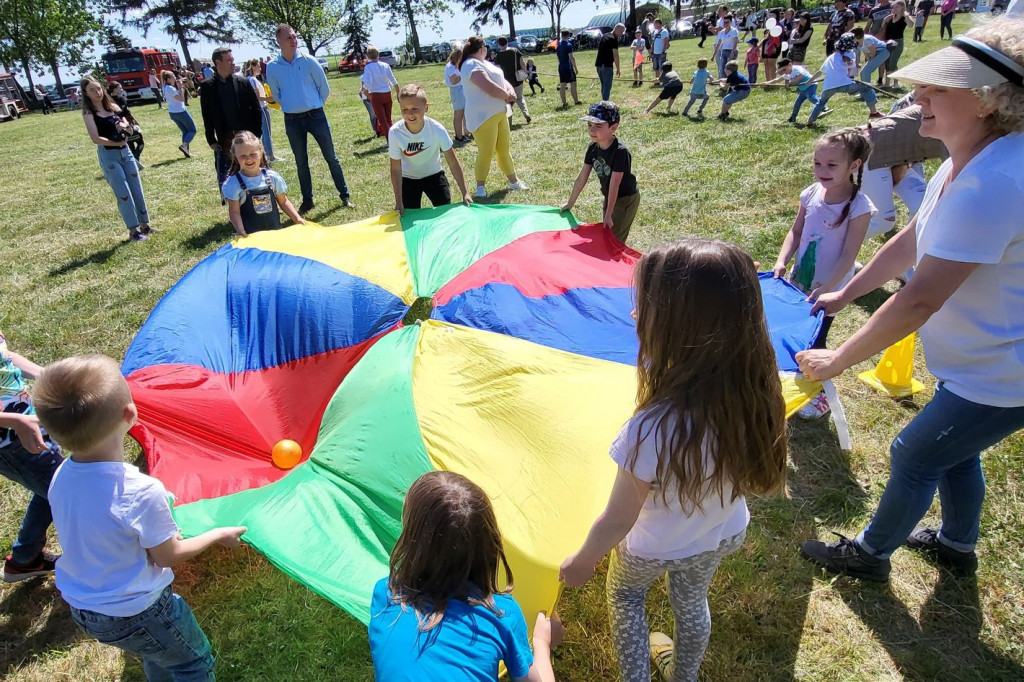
[766,17,777,29]
[770,25,783,37]
[782,40,790,51]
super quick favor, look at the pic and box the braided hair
[815,127,872,227]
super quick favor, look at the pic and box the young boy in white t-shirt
[34,355,247,680]
[389,84,473,214]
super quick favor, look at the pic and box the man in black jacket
[200,47,263,195]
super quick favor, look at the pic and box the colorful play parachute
[122,205,820,626]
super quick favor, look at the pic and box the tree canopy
[107,0,236,66]
[233,0,347,56]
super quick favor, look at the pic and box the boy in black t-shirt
[643,61,685,114]
[561,101,640,244]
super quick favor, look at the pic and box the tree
[341,0,372,56]
[539,0,578,35]
[232,0,347,56]
[463,0,537,40]
[107,0,236,67]
[379,0,449,65]
[31,0,100,95]
[0,0,41,97]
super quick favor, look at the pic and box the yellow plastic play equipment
[858,333,925,398]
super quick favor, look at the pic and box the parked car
[379,50,401,67]
[572,27,607,49]
[518,34,539,52]
[317,57,330,72]
[809,6,832,22]
[338,56,366,73]
[670,19,694,38]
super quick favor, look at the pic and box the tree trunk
[507,1,517,39]
[20,58,36,100]
[49,60,65,96]
[402,0,422,63]
[628,0,637,32]
[549,4,555,35]
[172,18,193,67]
[675,0,682,21]
[556,7,562,36]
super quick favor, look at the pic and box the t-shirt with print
[867,3,893,34]
[610,407,749,560]
[914,132,1024,408]
[785,64,816,90]
[49,460,179,617]
[595,33,618,67]
[585,138,637,199]
[690,68,713,95]
[652,27,670,54]
[368,577,533,681]
[820,51,857,91]
[791,182,875,294]
[828,8,855,37]
[0,329,34,450]
[221,168,288,202]
[388,116,453,179]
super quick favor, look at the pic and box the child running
[772,128,874,418]
[222,131,304,237]
[389,84,473,214]
[717,61,750,121]
[765,58,825,124]
[33,354,247,680]
[368,470,564,681]
[681,58,714,118]
[559,239,788,682]
[644,62,684,114]
[562,101,640,244]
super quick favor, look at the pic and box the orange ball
[272,439,302,469]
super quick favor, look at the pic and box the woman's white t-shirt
[459,58,509,132]
[443,61,462,89]
[791,182,875,294]
[610,409,749,561]
[248,75,267,109]
[162,84,185,114]
[915,132,1024,407]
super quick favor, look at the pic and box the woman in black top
[880,0,909,87]
[788,13,814,65]
[81,76,153,241]
[106,82,145,168]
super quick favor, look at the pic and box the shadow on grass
[49,239,131,277]
[787,418,870,526]
[852,287,895,316]
[149,157,189,168]
[835,573,1024,681]
[0,579,81,672]
[352,145,388,158]
[183,222,235,251]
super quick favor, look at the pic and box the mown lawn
[2,17,1022,681]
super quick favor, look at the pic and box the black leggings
[940,13,953,40]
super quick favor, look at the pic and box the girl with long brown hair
[368,471,563,681]
[559,239,787,682]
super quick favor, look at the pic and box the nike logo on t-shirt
[403,142,426,157]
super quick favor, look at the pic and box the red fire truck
[102,46,181,102]
[0,71,28,121]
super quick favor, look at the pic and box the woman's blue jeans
[168,110,197,145]
[0,439,63,565]
[259,107,275,159]
[860,48,890,82]
[858,383,1024,558]
[97,145,149,231]
[791,84,820,119]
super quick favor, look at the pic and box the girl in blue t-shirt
[222,131,305,238]
[368,471,563,681]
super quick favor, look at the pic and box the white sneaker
[508,180,529,191]
[474,185,487,198]
[269,155,287,163]
[797,393,831,420]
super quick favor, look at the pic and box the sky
[36,1,631,86]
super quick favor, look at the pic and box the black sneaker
[298,200,315,215]
[905,526,978,574]
[341,198,356,209]
[3,552,59,583]
[801,533,891,582]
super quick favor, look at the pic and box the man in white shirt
[713,15,739,79]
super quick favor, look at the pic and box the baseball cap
[747,36,759,44]
[891,35,1024,89]
[580,100,621,125]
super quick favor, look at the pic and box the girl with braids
[368,471,563,680]
[773,128,875,418]
[560,240,788,682]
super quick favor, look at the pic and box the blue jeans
[259,107,274,160]
[213,149,232,193]
[168,110,196,145]
[715,49,735,79]
[790,84,820,120]
[808,82,877,123]
[723,88,750,105]
[361,98,377,133]
[597,65,614,100]
[860,48,890,82]
[97,145,149,231]
[858,384,1024,558]
[0,439,63,565]
[283,108,350,204]
[71,587,215,681]
[652,53,666,73]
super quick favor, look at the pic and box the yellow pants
[472,111,516,183]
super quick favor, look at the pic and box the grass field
[2,17,1022,681]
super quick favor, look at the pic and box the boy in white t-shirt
[764,58,826,123]
[389,84,473,214]
[34,355,247,680]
